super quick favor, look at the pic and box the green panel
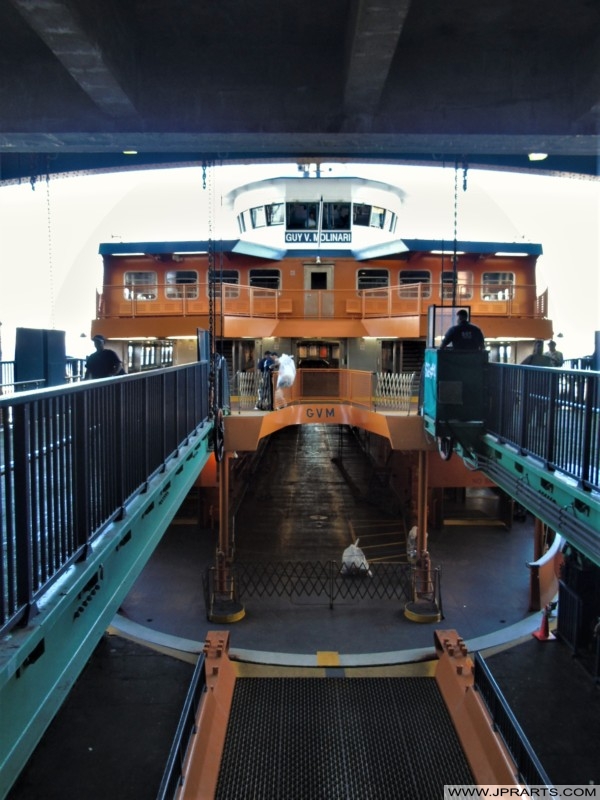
[479,434,600,568]
[423,348,488,442]
[0,425,213,800]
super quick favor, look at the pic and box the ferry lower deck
[8,425,600,798]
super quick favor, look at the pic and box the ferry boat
[92,172,552,377]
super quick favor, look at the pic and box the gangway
[422,351,600,565]
[158,630,550,798]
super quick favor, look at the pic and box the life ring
[213,409,225,462]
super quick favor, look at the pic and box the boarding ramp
[159,631,550,799]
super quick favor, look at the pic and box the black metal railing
[156,652,207,800]
[0,361,211,637]
[473,652,553,789]
[487,364,599,492]
[205,560,414,617]
[556,579,584,654]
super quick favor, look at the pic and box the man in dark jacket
[440,309,485,350]
[255,350,275,409]
[85,335,124,379]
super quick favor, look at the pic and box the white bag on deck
[340,538,372,577]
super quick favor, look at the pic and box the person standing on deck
[440,309,485,350]
[85,335,124,379]
[544,340,564,366]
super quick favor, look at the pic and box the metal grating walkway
[215,677,473,799]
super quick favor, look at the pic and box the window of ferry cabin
[124,270,157,300]
[249,269,281,293]
[358,268,389,296]
[441,270,473,301]
[482,271,515,300]
[165,270,199,299]
[322,203,351,230]
[208,269,240,298]
[399,270,432,298]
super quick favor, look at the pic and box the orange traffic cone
[532,604,555,641]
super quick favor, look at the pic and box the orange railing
[96,282,547,321]
[235,369,416,413]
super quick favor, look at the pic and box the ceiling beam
[8,0,140,120]
[342,0,412,130]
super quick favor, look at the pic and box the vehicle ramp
[173,631,521,799]
[215,674,472,799]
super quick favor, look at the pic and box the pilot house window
[353,204,385,228]
[124,271,157,300]
[322,203,351,230]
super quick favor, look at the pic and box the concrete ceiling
[1,0,599,182]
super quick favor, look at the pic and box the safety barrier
[156,652,207,800]
[0,361,210,637]
[474,652,552,789]
[234,369,416,413]
[205,560,415,617]
[487,363,600,492]
[374,371,416,412]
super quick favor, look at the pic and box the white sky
[0,161,598,360]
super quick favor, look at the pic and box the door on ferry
[304,264,334,317]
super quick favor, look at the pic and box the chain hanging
[204,160,216,415]
[451,162,459,308]
[45,164,56,329]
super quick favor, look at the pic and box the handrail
[487,363,600,492]
[473,652,553,789]
[234,368,416,413]
[156,653,207,800]
[96,280,546,321]
[0,361,211,637]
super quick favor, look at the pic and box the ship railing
[473,652,553,789]
[233,368,416,413]
[0,361,210,638]
[487,363,600,492]
[156,650,207,800]
[1,359,86,395]
[95,281,546,321]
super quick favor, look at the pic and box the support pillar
[208,452,245,623]
[405,450,441,623]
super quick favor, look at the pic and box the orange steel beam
[433,630,521,787]
[176,633,236,800]
[224,406,432,452]
[416,449,428,557]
